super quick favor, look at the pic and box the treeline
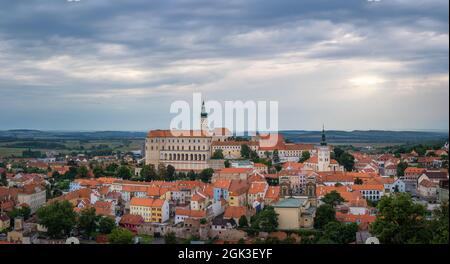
[5,142,67,149]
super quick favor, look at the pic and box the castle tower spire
[320,124,327,146]
[200,100,209,131]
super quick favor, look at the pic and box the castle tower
[317,125,330,171]
[200,101,209,132]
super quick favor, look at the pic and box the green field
[0,139,144,158]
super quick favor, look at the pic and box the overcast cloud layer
[0,0,448,131]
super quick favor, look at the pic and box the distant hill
[0,130,147,141]
[0,129,448,144]
[280,130,449,144]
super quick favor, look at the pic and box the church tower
[317,125,331,171]
[200,101,209,132]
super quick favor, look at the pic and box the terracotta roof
[335,212,376,224]
[175,208,207,218]
[264,186,280,200]
[120,214,144,225]
[317,172,353,183]
[213,179,232,189]
[248,182,268,195]
[147,129,211,138]
[122,185,148,193]
[282,162,304,170]
[248,172,266,183]
[352,184,384,191]
[217,168,253,174]
[191,193,206,202]
[130,197,165,207]
[211,141,258,146]
[419,179,437,188]
[229,180,249,195]
[224,206,247,219]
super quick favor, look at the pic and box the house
[264,186,280,205]
[247,181,268,206]
[190,191,208,211]
[212,168,253,182]
[351,184,384,201]
[403,167,426,182]
[174,208,207,224]
[17,184,46,214]
[228,180,249,207]
[223,206,248,223]
[417,178,438,201]
[389,178,406,193]
[335,212,376,230]
[129,197,169,223]
[119,214,144,233]
[253,163,268,174]
[317,172,354,186]
[211,214,237,232]
[419,171,448,184]
[212,180,231,202]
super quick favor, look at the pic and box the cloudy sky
[0,0,448,131]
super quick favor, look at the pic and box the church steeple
[320,125,327,146]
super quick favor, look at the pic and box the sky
[0,0,448,131]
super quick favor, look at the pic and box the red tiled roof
[130,197,165,207]
[224,206,247,219]
[120,214,144,225]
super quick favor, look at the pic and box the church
[302,127,344,172]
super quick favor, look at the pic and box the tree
[321,191,346,207]
[0,171,7,186]
[211,149,224,159]
[397,161,408,177]
[199,168,214,183]
[116,166,132,180]
[98,216,116,234]
[370,193,431,244]
[37,201,77,238]
[108,227,134,244]
[187,170,197,181]
[322,221,358,244]
[238,215,248,228]
[8,206,31,221]
[299,151,311,163]
[166,165,176,181]
[251,206,278,232]
[428,202,449,244]
[333,147,355,171]
[93,166,104,178]
[140,164,157,181]
[157,163,167,179]
[77,166,89,178]
[339,152,355,171]
[105,163,119,175]
[240,144,251,159]
[314,204,336,229]
[164,232,177,244]
[78,207,98,238]
[354,177,363,185]
[272,150,280,164]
